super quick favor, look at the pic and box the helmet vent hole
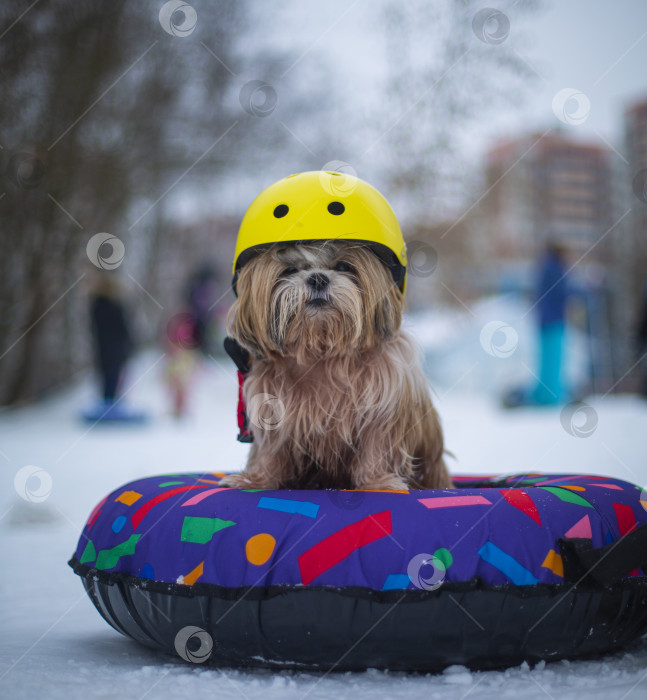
[273,204,289,218]
[327,201,345,215]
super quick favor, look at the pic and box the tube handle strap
[559,522,647,586]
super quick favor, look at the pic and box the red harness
[235,369,253,442]
[225,337,253,443]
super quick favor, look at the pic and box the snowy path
[1,343,647,699]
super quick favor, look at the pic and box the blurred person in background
[164,312,199,418]
[185,264,218,356]
[636,279,647,398]
[532,242,571,405]
[88,274,133,413]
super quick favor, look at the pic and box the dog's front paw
[218,473,276,490]
[355,476,410,491]
[218,474,253,489]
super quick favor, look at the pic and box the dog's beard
[230,242,403,362]
[272,267,363,363]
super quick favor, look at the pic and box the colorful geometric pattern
[71,472,647,590]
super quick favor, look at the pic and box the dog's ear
[373,282,403,340]
[341,245,404,346]
[227,297,260,358]
[226,263,269,358]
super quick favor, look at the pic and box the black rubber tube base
[77,573,647,672]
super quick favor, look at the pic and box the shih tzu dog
[219,239,452,491]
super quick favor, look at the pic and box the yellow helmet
[232,171,407,294]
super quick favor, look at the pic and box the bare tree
[375,0,541,223]
[0,0,329,405]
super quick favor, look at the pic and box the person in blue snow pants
[532,243,570,405]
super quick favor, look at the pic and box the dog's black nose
[306,273,329,292]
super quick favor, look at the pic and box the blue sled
[501,385,580,409]
[81,400,148,424]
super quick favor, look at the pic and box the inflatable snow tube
[69,472,647,672]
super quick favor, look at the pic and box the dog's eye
[282,267,298,276]
[333,261,354,273]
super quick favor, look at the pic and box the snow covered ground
[1,303,647,699]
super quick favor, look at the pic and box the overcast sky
[477,0,647,153]
[177,0,647,221]
[262,0,647,157]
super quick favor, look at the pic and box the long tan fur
[220,242,453,491]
